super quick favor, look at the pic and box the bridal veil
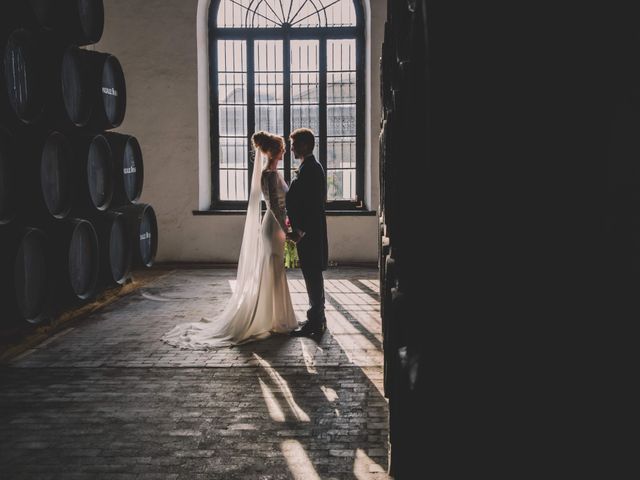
[160,149,274,348]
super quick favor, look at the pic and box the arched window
[209,0,365,209]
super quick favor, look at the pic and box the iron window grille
[209,0,366,210]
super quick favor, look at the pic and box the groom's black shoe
[290,319,327,338]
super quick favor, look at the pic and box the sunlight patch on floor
[320,385,339,402]
[281,439,321,480]
[254,353,310,422]
[258,376,286,422]
[326,310,384,385]
[359,279,379,291]
[298,338,319,374]
[229,273,387,398]
[354,448,387,478]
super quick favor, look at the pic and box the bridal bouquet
[284,239,299,268]
[284,218,299,268]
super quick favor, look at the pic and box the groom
[286,128,329,338]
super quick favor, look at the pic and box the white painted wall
[95,0,385,263]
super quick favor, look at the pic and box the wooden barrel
[113,203,158,268]
[84,134,114,211]
[45,48,126,132]
[378,217,385,292]
[48,217,100,303]
[0,3,55,34]
[379,118,387,213]
[92,210,132,286]
[103,132,144,205]
[0,129,18,225]
[27,0,104,46]
[68,133,114,214]
[0,8,16,33]
[40,131,75,219]
[0,226,52,325]
[387,285,411,478]
[382,253,396,397]
[1,28,45,128]
[382,109,396,240]
[54,45,95,129]
[25,0,57,30]
[15,130,75,221]
[85,51,126,131]
[16,131,116,221]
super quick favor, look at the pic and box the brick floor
[0,267,390,479]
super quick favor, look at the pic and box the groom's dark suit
[286,154,328,323]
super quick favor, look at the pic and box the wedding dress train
[160,151,298,349]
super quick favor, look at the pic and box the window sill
[192,209,378,216]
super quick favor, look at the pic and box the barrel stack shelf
[379,0,427,477]
[0,0,158,334]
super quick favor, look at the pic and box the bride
[161,131,299,349]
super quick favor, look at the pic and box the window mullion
[211,34,220,205]
[356,31,365,204]
[319,36,327,174]
[247,39,256,193]
[283,33,291,183]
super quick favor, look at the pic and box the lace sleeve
[262,171,287,232]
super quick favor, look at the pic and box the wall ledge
[154,261,378,269]
[192,209,378,216]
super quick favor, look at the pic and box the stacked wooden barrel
[0,0,158,329]
[379,1,427,477]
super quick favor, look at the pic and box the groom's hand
[287,230,305,243]
[286,232,300,243]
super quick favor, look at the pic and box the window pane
[327,39,356,71]
[291,72,319,104]
[291,105,319,136]
[255,40,283,72]
[217,0,357,28]
[290,40,319,168]
[291,103,319,163]
[327,137,356,169]
[255,72,283,104]
[290,40,319,72]
[219,168,248,201]
[219,106,247,136]
[289,0,322,28]
[255,40,283,138]
[327,104,355,136]
[217,0,281,28]
[219,138,247,169]
[327,72,356,104]
[250,1,282,28]
[217,39,248,202]
[327,169,356,201]
[327,37,357,180]
[289,0,357,28]
[256,105,284,134]
[217,40,246,72]
[219,72,246,104]
[323,0,357,27]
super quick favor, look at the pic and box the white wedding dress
[160,150,298,349]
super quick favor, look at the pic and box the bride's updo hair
[251,131,284,158]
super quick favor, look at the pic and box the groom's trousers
[298,238,325,323]
[296,233,326,323]
[301,265,325,323]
